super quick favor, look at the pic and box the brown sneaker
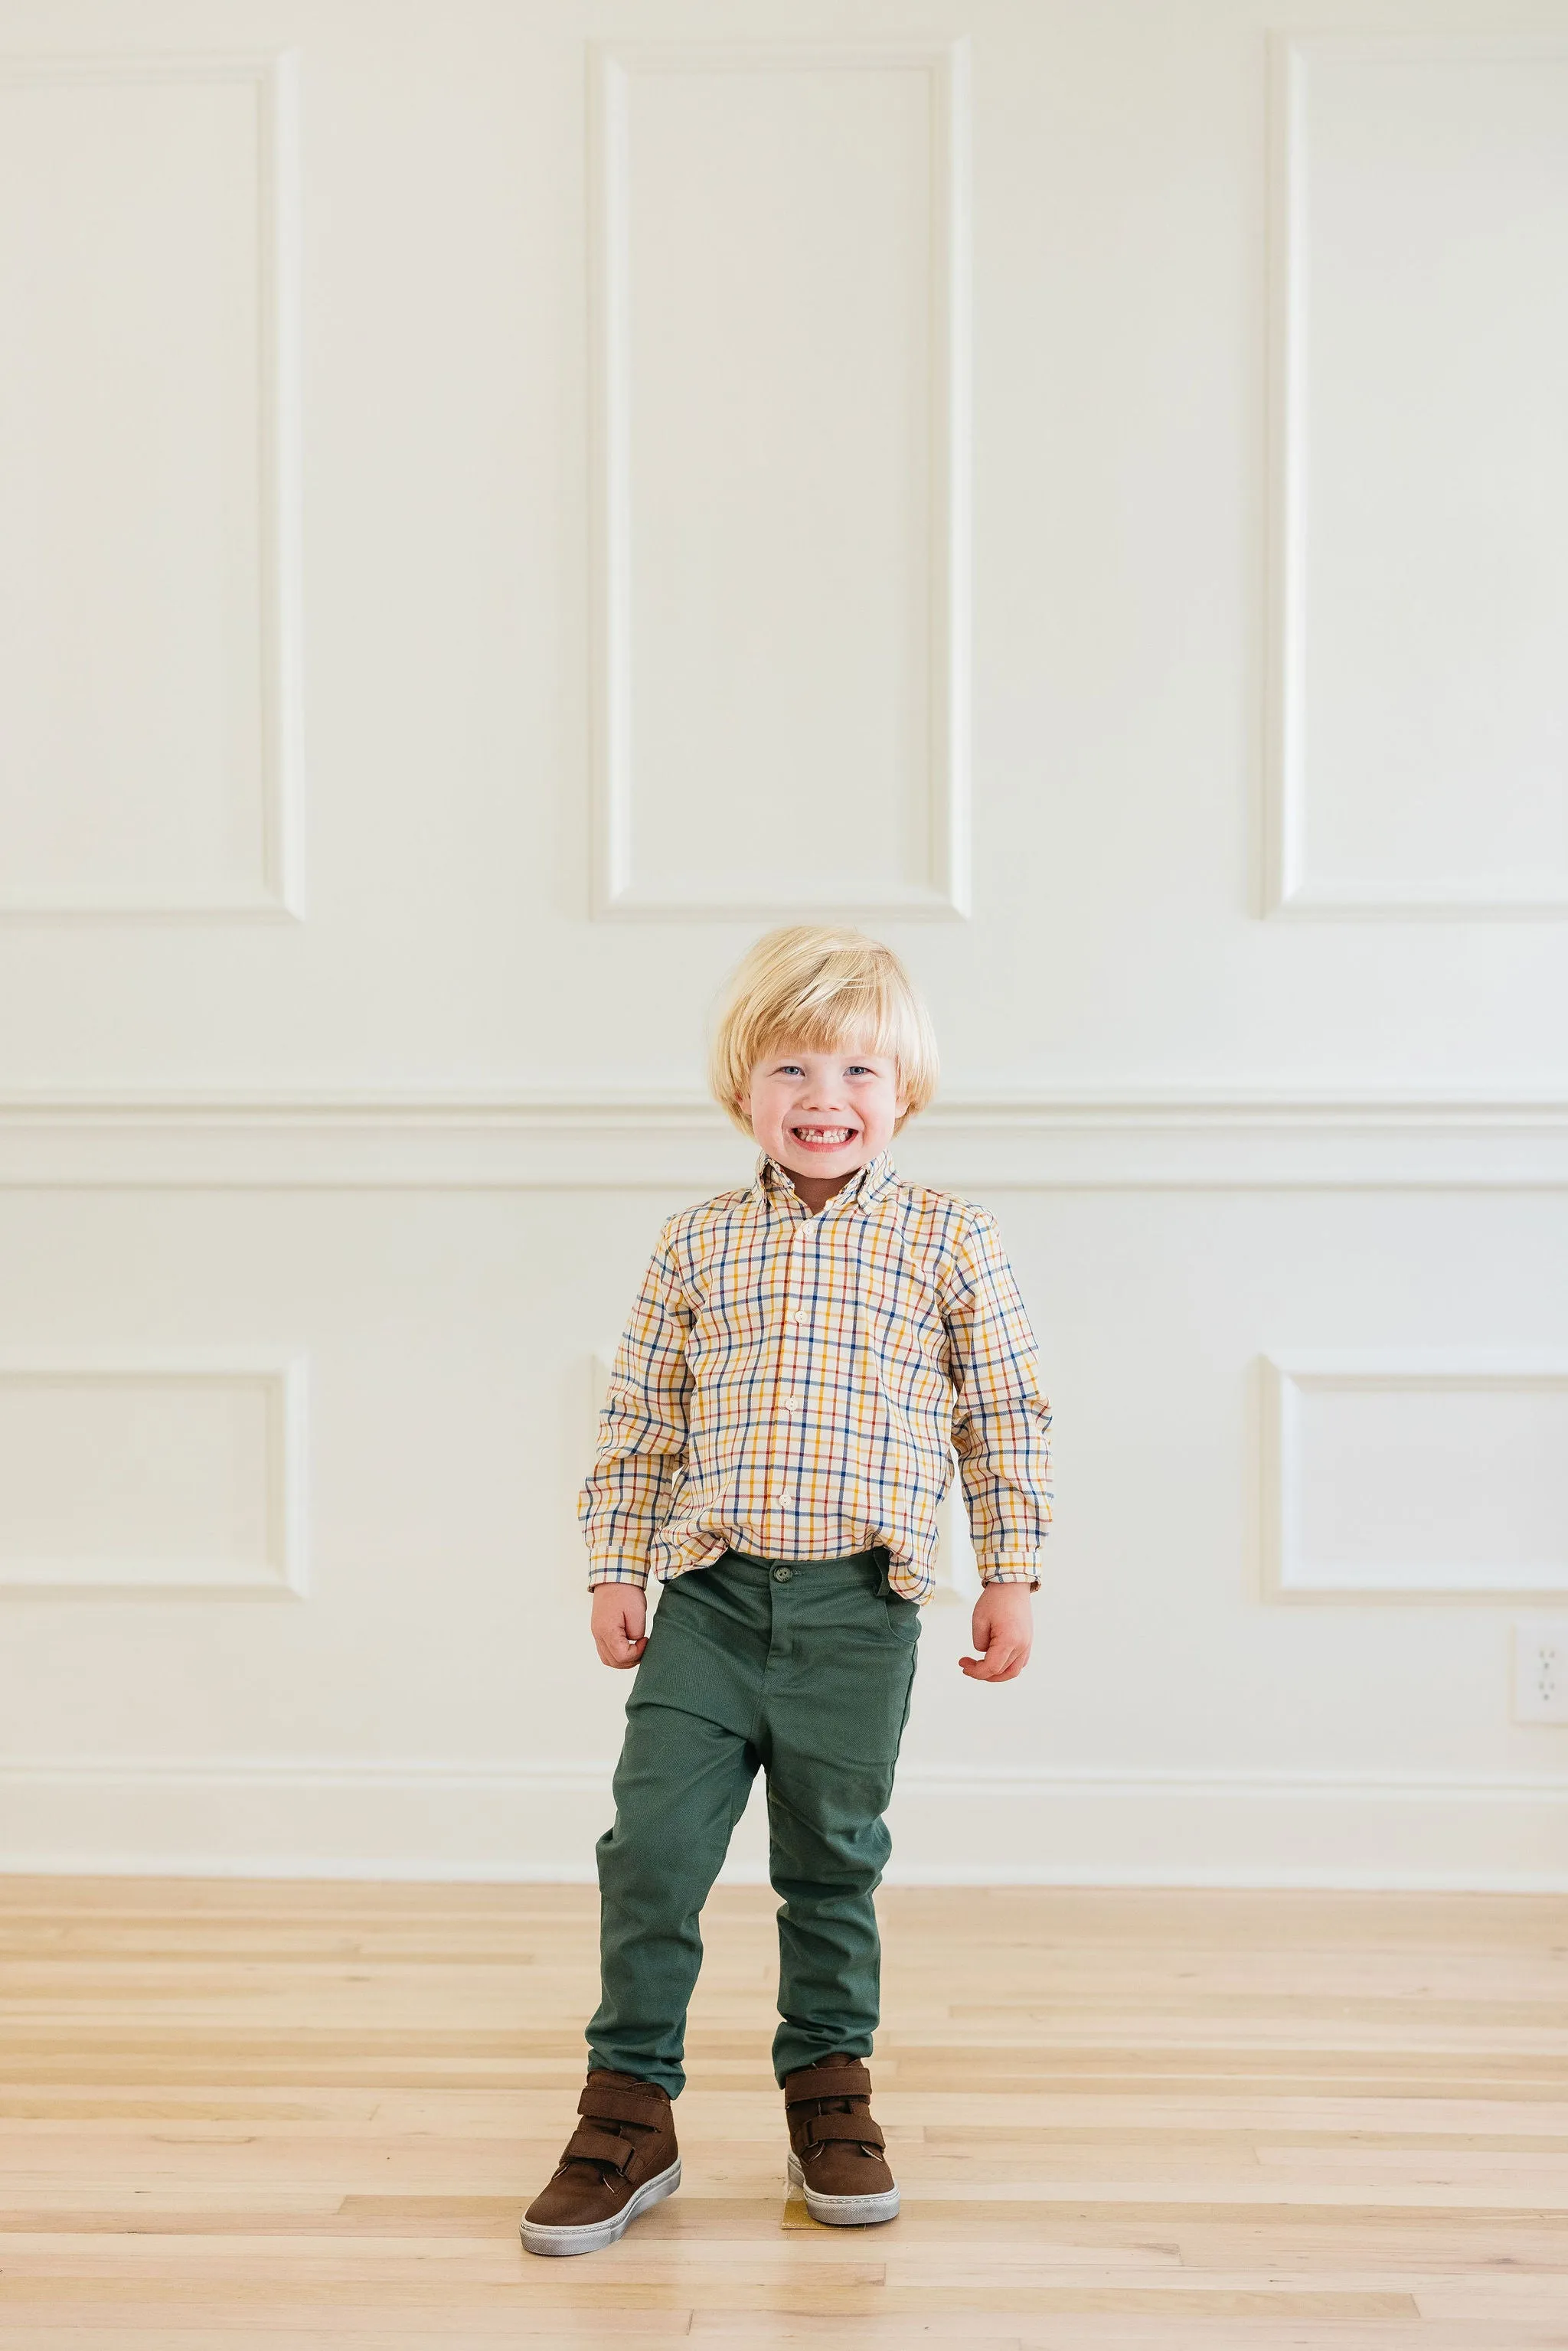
[519,2069,681,2257]
[783,2052,899,2225]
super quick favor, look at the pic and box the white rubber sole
[519,2156,681,2257]
[787,2149,900,2226]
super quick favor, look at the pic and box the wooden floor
[0,1881,1564,2349]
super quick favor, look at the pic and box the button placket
[774,1220,811,1524]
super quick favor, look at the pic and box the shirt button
[776,1490,792,1506]
[773,1566,792,1582]
[780,1392,800,1412]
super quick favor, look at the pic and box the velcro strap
[578,2083,668,2127]
[562,2124,635,2171]
[784,2062,872,2104]
[809,2113,885,2148]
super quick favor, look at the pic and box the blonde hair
[708,926,939,1138]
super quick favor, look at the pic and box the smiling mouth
[789,1125,858,1148]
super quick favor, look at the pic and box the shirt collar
[750,1146,898,1218]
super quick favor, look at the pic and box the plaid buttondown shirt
[580,1148,1053,1605]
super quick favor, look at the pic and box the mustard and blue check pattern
[580,1147,1053,1605]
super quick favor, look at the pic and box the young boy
[520,926,1052,2258]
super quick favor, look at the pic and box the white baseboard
[1,1755,1562,1890]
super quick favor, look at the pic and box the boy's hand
[960,1582,1033,1683]
[591,1583,648,1669]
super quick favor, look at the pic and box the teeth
[794,1126,852,1143]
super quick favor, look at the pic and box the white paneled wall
[1265,1357,1568,1599]
[0,1356,306,1596]
[0,0,1565,1887]
[591,39,969,918]
[0,51,301,916]
[1267,34,1568,913]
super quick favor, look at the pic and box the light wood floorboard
[0,1881,1565,2347]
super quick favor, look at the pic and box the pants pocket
[879,1592,921,1645]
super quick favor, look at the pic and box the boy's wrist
[589,1566,649,1592]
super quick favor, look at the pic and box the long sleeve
[942,1208,1054,1584]
[578,1223,694,1589]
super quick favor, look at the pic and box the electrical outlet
[1511,1621,1568,1724]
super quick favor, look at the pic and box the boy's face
[739,1040,908,1188]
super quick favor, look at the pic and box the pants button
[773,1566,792,1582]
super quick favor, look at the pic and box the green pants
[586,1546,920,2097]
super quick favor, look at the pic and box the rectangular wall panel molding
[1263,1353,1568,1598]
[1265,34,1568,916]
[0,1353,308,1596]
[0,51,302,919]
[590,39,971,919]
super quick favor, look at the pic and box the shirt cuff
[978,1559,1042,1592]
[588,1562,650,1592]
